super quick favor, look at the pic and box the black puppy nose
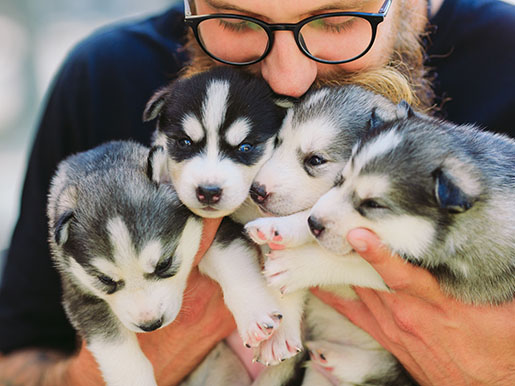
[138,317,163,332]
[308,216,325,238]
[196,185,222,205]
[250,183,269,204]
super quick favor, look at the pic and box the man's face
[192,0,427,98]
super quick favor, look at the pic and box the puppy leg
[263,245,388,294]
[306,340,398,385]
[180,341,251,386]
[302,365,339,386]
[89,329,156,386]
[199,237,282,348]
[245,210,312,250]
[253,290,306,365]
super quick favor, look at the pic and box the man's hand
[311,228,515,386]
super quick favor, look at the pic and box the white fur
[202,80,230,134]
[302,88,330,109]
[225,117,252,147]
[182,113,205,142]
[355,174,391,200]
[199,238,284,349]
[107,217,137,266]
[351,129,402,176]
[89,332,156,386]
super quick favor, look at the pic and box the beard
[180,0,434,112]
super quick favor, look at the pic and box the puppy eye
[237,143,253,152]
[177,138,192,148]
[97,275,120,294]
[155,256,174,278]
[360,199,385,209]
[306,155,326,167]
[98,274,116,286]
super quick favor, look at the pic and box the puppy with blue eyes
[144,67,308,372]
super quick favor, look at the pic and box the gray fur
[247,85,415,385]
[354,114,515,304]
[48,140,205,385]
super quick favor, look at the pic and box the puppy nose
[196,185,222,205]
[138,317,163,332]
[308,216,325,238]
[250,183,269,204]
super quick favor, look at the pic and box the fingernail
[349,237,368,252]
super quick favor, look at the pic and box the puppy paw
[306,340,337,371]
[306,339,392,384]
[239,311,283,348]
[245,218,298,250]
[253,325,303,366]
[262,250,308,294]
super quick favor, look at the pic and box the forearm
[0,349,73,386]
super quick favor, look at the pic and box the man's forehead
[195,0,380,20]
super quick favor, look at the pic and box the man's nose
[260,31,317,98]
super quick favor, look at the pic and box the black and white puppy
[144,68,305,377]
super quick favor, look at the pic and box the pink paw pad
[257,230,267,240]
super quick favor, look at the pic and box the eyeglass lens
[196,15,374,64]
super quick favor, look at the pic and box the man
[0,0,514,385]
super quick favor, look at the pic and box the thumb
[347,228,443,301]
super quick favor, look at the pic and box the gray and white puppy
[246,86,415,385]
[47,140,255,386]
[310,108,515,305]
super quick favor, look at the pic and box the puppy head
[49,145,202,333]
[144,67,286,218]
[309,116,482,261]
[251,86,407,216]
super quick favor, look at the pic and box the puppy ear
[147,146,171,185]
[54,210,74,246]
[433,168,477,213]
[396,100,415,118]
[368,107,384,130]
[143,86,170,122]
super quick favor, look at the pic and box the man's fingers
[193,217,223,266]
[310,287,432,385]
[347,228,445,304]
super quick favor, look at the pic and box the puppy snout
[138,317,163,332]
[308,216,325,238]
[196,185,222,205]
[250,183,269,204]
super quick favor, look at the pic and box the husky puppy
[48,141,255,386]
[245,86,415,385]
[143,67,307,381]
[310,109,515,305]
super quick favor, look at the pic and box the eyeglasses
[184,0,392,66]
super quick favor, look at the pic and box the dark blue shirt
[0,0,514,354]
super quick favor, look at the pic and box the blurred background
[0,0,176,275]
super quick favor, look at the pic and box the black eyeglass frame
[184,0,392,66]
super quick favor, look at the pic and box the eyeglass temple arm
[379,0,393,15]
[184,0,192,16]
